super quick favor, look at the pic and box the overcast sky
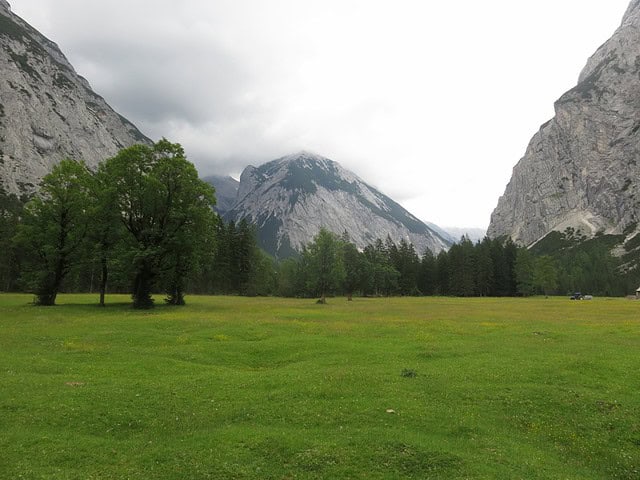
[10,1,633,228]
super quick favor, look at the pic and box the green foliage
[515,248,535,296]
[474,239,494,296]
[303,228,345,301]
[0,188,26,291]
[200,218,276,296]
[5,140,223,307]
[102,139,216,308]
[84,164,128,306]
[15,159,93,305]
[274,234,526,300]
[342,239,365,298]
[532,256,558,296]
[418,248,437,295]
[392,238,421,295]
[8,142,639,302]
[447,237,476,297]
[244,248,277,296]
[430,236,518,298]
[531,228,631,296]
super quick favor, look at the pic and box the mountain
[202,174,239,214]
[0,1,150,195]
[225,152,451,258]
[488,0,640,246]
[443,227,487,244]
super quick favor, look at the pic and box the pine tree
[418,249,437,296]
[475,238,494,296]
[515,247,535,296]
[342,240,363,300]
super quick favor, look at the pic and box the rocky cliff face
[0,2,149,194]
[488,0,640,245]
[202,174,239,215]
[226,152,451,258]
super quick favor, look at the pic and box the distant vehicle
[570,293,593,300]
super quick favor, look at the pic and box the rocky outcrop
[226,152,451,258]
[0,2,150,194]
[202,174,239,215]
[488,0,640,245]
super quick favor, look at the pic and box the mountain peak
[227,153,450,258]
[280,150,322,160]
[274,151,335,169]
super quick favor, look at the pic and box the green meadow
[1,294,639,479]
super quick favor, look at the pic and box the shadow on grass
[29,295,233,313]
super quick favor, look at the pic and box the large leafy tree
[16,159,93,305]
[85,164,126,306]
[103,139,216,308]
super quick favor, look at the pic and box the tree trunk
[35,291,57,306]
[36,256,65,306]
[165,278,186,306]
[132,262,155,309]
[99,255,108,307]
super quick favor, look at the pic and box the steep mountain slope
[488,0,640,246]
[202,174,239,215]
[0,1,149,194]
[226,152,451,258]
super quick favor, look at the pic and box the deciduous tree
[16,160,92,305]
[103,139,216,308]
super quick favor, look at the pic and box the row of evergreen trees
[273,229,566,299]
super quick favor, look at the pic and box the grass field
[1,294,639,479]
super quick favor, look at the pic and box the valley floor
[1,294,639,479]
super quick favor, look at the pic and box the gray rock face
[202,174,239,215]
[226,152,451,258]
[488,1,640,245]
[0,6,150,194]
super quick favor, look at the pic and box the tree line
[273,229,570,299]
[1,142,638,304]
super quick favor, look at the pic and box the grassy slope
[1,294,639,479]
